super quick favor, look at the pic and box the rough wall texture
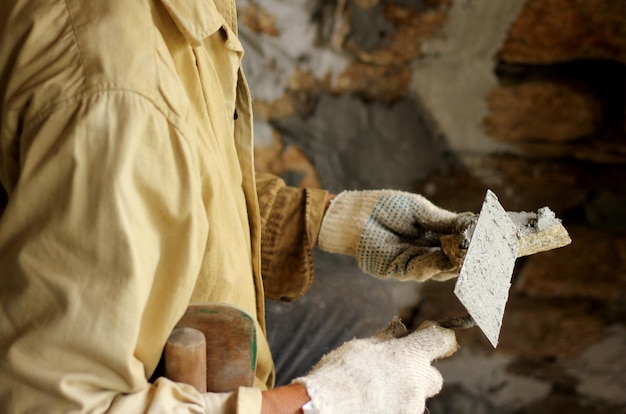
[238,0,626,412]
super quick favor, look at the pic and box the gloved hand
[294,317,458,414]
[318,190,476,281]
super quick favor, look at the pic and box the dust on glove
[318,190,475,281]
[294,317,458,414]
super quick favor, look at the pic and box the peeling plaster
[410,0,528,154]
[238,0,350,102]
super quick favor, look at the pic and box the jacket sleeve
[0,91,261,413]
[255,173,329,301]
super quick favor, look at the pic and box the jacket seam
[26,86,199,168]
[61,0,87,86]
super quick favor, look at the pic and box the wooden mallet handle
[165,327,207,393]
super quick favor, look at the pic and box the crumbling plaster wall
[238,0,626,413]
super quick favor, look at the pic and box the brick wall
[239,1,626,412]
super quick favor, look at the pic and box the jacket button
[234,108,238,120]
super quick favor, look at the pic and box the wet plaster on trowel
[410,0,529,154]
[509,207,570,257]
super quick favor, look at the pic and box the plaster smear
[508,207,570,257]
[436,348,551,410]
[506,208,558,235]
[275,94,448,193]
[410,0,528,154]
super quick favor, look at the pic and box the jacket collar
[160,0,243,51]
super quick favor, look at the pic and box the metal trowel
[440,189,571,348]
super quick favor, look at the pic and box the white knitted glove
[318,190,475,281]
[294,317,458,414]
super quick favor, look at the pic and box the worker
[0,0,471,413]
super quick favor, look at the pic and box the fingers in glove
[455,211,479,235]
[429,269,459,282]
[423,365,445,398]
[439,234,467,268]
[361,192,459,236]
[295,318,458,413]
[402,322,459,361]
[372,316,410,341]
[388,247,458,282]
[401,193,459,233]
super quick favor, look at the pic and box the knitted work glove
[294,318,458,414]
[318,190,475,281]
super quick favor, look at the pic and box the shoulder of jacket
[1,0,170,126]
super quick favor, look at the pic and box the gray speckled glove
[318,190,475,281]
[294,318,458,414]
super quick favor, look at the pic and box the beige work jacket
[0,0,328,412]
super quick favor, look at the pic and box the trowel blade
[453,190,519,348]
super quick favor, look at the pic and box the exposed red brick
[287,69,323,92]
[516,226,626,301]
[485,81,603,143]
[496,297,605,359]
[352,0,380,8]
[334,63,411,102]
[239,4,279,37]
[498,0,626,65]
[254,131,322,189]
[413,154,592,215]
[252,97,295,122]
[338,0,451,64]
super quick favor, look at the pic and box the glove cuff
[318,190,379,256]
